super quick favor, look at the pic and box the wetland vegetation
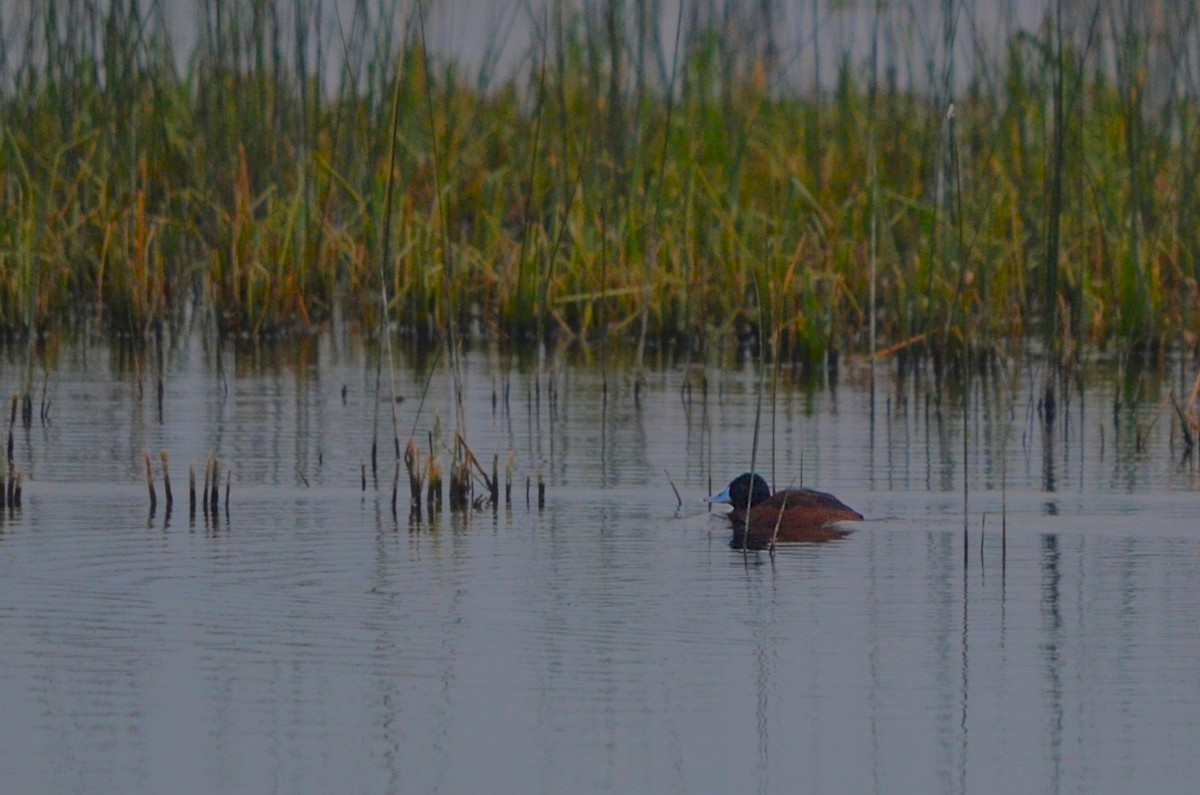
[3,11,1200,785]
[1,0,1199,369]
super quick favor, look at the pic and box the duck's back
[756,487,862,519]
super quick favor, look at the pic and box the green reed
[1,0,1198,365]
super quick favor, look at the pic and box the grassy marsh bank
[1,0,1198,366]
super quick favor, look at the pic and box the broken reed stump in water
[225,469,231,512]
[7,394,15,463]
[404,437,423,514]
[449,459,471,510]
[427,447,442,513]
[448,432,498,510]
[537,472,545,510]
[209,459,220,514]
[490,454,499,509]
[39,384,50,425]
[390,457,400,517]
[1169,392,1197,455]
[144,451,157,513]
[189,463,196,517]
[202,458,212,517]
[449,432,471,510]
[160,450,173,510]
[2,462,22,509]
[505,454,513,507]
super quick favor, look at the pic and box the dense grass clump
[1,0,1198,365]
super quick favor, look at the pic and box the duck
[706,472,862,550]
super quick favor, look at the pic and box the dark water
[0,337,1197,794]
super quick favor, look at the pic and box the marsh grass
[1,1,1198,365]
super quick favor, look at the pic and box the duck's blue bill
[704,486,732,504]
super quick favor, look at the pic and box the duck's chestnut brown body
[707,473,862,550]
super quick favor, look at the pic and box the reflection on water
[0,337,1197,793]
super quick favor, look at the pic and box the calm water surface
[0,337,1197,794]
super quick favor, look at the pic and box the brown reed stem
[39,375,50,425]
[144,451,157,513]
[160,450,173,509]
[210,459,220,513]
[203,457,212,517]
[391,457,400,518]
[768,477,802,556]
[450,461,470,510]
[980,514,986,571]
[405,437,423,511]
[740,273,767,556]
[375,5,408,475]
[7,394,16,464]
[664,469,682,509]
[505,454,513,507]
[453,431,495,493]
[427,449,442,512]
[490,454,499,508]
[189,462,196,518]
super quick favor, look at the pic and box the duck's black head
[706,472,772,509]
